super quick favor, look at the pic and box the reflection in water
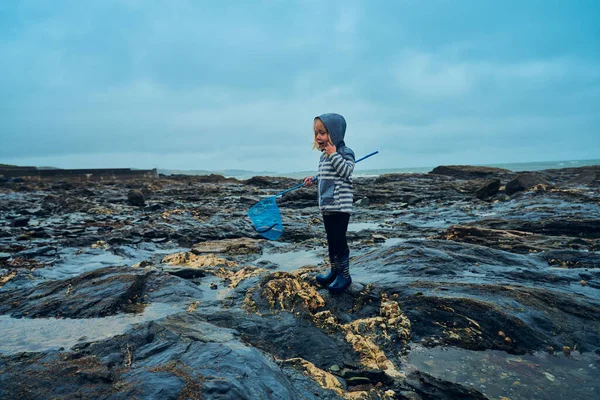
[347,222,381,232]
[197,275,233,301]
[256,249,322,271]
[407,345,600,400]
[0,303,185,355]
[35,244,187,281]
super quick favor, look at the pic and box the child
[304,113,355,294]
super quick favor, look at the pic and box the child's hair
[312,117,332,150]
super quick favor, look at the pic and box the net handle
[274,150,378,197]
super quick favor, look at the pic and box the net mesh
[247,196,283,240]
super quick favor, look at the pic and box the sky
[1,0,599,173]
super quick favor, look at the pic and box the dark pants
[323,212,350,262]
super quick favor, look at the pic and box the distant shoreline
[159,158,600,180]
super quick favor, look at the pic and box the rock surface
[0,166,599,399]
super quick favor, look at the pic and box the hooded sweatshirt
[316,113,355,213]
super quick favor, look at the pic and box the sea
[217,159,600,180]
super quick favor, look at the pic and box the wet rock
[475,179,501,200]
[17,207,43,216]
[191,237,264,255]
[0,266,202,318]
[0,313,324,399]
[341,368,393,385]
[0,165,599,399]
[473,218,600,239]
[346,376,372,386]
[562,170,598,187]
[127,189,145,207]
[541,250,600,269]
[10,216,30,227]
[353,239,600,353]
[402,370,487,399]
[355,197,370,207]
[162,251,266,288]
[240,195,260,204]
[280,187,318,207]
[506,172,553,195]
[41,194,95,213]
[277,358,344,397]
[195,173,236,183]
[401,294,545,354]
[438,224,599,254]
[372,234,387,243]
[244,175,296,188]
[238,274,410,382]
[0,270,16,287]
[429,165,510,180]
[143,203,162,212]
[14,245,56,259]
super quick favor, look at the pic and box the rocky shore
[1,165,599,399]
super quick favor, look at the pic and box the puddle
[36,244,187,281]
[348,222,381,232]
[197,275,233,302]
[407,345,600,400]
[37,250,127,280]
[382,238,409,247]
[256,249,323,271]
[0,303,186,355]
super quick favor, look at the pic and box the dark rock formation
[475,179,501,200]
[429,165,510,180]
[0,164,599,399]
[127,189,145,207]
[505,172,553,195]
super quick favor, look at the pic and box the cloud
[393,51,473,97]
[1,1,598,171]
[392,49,600,99]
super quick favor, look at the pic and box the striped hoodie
[316,113,355,214]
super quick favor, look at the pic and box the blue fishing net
[247,196,283,240]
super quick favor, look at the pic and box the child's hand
[303,176,315,186]
[322,142,336,155]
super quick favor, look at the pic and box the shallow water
[196,275,234,302]
[347,222,381,232]
[407,345,600,400]
[255,248,323,271]
[35,243,187,281]
[0,303,186,355]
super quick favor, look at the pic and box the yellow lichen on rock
[242,286,259,314]
[313,310,339,333]
[87,207,113,215]
[261,272,325,313]
[163,251,268,294]
[187,301,200,312]
[192,238,264,255]
[91,240,109,249]
[161,209,184,219]
[345,389,396,400]
[0,271,16,287]
[225,267,266,288]
[279,358,344,396]
[340,294,410,378]
[162,252,236,268]
[245,275,410,382]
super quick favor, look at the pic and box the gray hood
[317,113,346,147]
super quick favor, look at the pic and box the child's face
[314,119,331,151]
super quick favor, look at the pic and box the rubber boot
[316,258,338,287]
[328,257,351,293]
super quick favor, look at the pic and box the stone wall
[0,167,158,181]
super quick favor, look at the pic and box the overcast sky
[1,0,599,172]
